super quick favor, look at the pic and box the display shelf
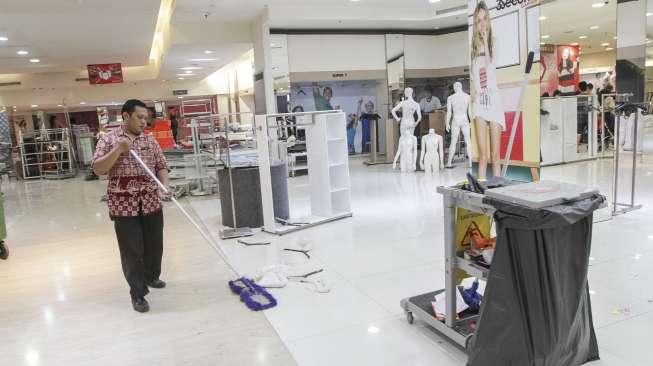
[328,137,345,143]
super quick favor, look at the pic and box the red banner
[87,63,123,84]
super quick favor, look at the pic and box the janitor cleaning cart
[401,179,605,365]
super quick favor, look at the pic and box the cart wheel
[406,311,414,325]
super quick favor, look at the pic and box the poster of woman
[468,0,541,181]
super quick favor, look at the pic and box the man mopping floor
[92,99,171,313]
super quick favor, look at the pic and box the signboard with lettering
[87,63,123,85]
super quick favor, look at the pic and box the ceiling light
[539,16,547,21]
[367,326,380,334]
[592,2,605,8]
[614,36,618,40]
[540,42,546,45]
[177,96,184,99]
[647,12,653,16]
[31,104,38,108]
[203,50,213,54]
[605,47,614,51]
[177,77,184,80]
[579,35,588,39]
[17,50,28,55]
[541,35,550,39]
[270,43,276,47]
[601,43,610,47]
[590,25,599,30]
[571,42,579,46]
[429,0,441,3]
[29,58,40,63]
[184,70,193,74]
[0,36,7,41]
[57,104,63,107]
[180,66,202,70]
[80,102,86,105]
[189,58,217,62]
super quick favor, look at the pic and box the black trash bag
[467,195,605,366]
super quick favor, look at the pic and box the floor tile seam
[347,259,445,282]
[595,309,653,332]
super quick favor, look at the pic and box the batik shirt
[92,128,169,218]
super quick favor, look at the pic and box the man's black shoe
[147,279,166,289]
[132,297,150,313]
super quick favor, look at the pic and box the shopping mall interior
[2,0,653,365]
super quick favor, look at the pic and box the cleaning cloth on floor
[255,265,290,288]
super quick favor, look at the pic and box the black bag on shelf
[466,194,605,366]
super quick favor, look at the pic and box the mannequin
[420,129,444,174]
[393,128,417,173]
[446,82,473,168]
[391,87,422,135]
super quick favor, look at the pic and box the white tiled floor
[3,130,653,365]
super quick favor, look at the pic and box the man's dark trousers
[113,211,164,299]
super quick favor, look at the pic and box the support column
[616,0,647,101]
[251,9,277,115]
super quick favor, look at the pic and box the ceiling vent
[0,81,21,87]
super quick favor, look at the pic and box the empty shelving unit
[256,110,352,235]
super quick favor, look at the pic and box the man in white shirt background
[419,87,442,114]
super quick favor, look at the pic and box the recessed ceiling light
[177,77,184,80]
[647,12,653,16]
[17,50,28,55]
[189,58,217,62]
[180,66,202,70]
[590,25,599,30]
[80,102,86,105]
[571,42,579,46]
[605,47,614,51]
[539,16,547,21]
[162,79,167,82]
[579,35,588,39]
[0,36,7,41]
[614,36,618,40]
[177,96,184,99]
[57,104,63,107]
[31,104,38,108]
[601,42,610,47]
[541,35,550,39]
[203,50,213,54]
[29,58,40,63]
[429,0,441,3]
[184,70,193,74]
[540,42,546,45]
[592,2,605,8]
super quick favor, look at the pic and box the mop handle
[129,150,235,272]
[502,51,535,177]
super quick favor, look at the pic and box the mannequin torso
[392,87,422,135]
[420,129,444,174]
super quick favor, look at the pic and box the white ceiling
[174,0,468,30]
[0,0,160,74]
[539,0,617,55]
[160,43,252,81]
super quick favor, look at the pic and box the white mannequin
[391,87,422,135]
[393,128,417,173]
[420,129,444,174]
[446,82,473,168]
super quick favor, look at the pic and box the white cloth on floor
[255,265,290,288]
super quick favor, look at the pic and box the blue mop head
[460,280,483,312]
[228,277,278,311]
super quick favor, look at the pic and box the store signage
[87,63,123,85]
[331,73,348,78]
[496,0,533,10]
[173,89,188,96]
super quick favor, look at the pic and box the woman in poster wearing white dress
[470,1,505,179]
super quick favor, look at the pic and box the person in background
[541,92,550,98]
[602,84,616,145]
[312,83,334,111]
[553,90,562,97]
[169,109,179,143]
[578,81,588,95]
[587,83,594,95]
[419,87,442,114]
[346,113,358,155]
[357,98,381,154]
[92,99,171,313]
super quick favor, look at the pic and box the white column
[251,9,277,114]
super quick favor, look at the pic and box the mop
[501,51,536,178]
[129,150,277,311]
